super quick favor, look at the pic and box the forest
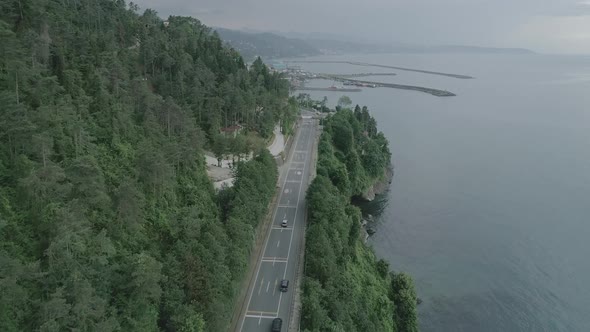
[301,106,418,331]
[0,0,293,331]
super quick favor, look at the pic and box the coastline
[300,105,417,331]
[361,164,394,201]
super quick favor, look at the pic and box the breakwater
[288,60,474,79]
[323,72,398,78]
[324,75,456,97]
[295,87,362,92]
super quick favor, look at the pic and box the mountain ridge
[216,27,535,58]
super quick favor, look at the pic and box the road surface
[237,114,317,332]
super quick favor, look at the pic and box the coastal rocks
[360,215,376,243]
[361,165,394,201]
[362,226,370,244]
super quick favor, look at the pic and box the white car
[281,219,288,227]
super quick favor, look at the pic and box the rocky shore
[362,164,394,201]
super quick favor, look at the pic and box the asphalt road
[238,114,317,332]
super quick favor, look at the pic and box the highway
[237,113,317,332]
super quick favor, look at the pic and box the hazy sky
[134,0,590,54]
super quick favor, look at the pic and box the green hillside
[0,1,293,331]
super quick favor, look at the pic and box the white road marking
[239,118,316,332]
[272,226,293,230]
[245,314,277,319]
[266,281,270,293]
[258,278,264,296]
[277,240,280,247]
[275,120,311,317]
[261,257,287,262]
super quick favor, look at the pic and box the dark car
[280,279,289,292]
[271,318,282,332]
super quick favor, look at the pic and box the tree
[391,273,419,332]
[230,134,248,162]
[330,117,354,154]
[337,95,352,109]
[211,135,228,167]
[0,1,292,330]
[302,101,417,332]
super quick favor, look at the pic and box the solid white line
[271,226,292,230]
[262,258,287,262]
[239,118,307,332]
[277,205,297,208]
[245,314,277,319]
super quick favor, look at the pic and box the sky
[133,0,590,54]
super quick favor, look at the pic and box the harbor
[280,61,460,97]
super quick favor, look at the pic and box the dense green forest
[301,107,418,331]
[0,0,293,331]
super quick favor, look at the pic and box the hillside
[215,28,321,60]
[0,1,293,331]
[301,106,418,331]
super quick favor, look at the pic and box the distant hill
[215,28,321,60]
[426,45,535,54]
[303,39,416,54]
[303,38,535,55]
[215,28,535,58]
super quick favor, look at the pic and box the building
[270,61,287,71]
[220,124,243,138]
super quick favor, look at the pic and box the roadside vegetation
[0,1,288,331]
[301,106,418,331]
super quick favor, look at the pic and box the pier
[294,87,362,92]
[287,60,474,79]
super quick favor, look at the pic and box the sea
[292,53,590,332]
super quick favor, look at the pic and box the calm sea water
[294,53,590,331]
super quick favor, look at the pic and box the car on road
[271,318,282,331]
[281,219,288,227]
[280,279,289,292]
